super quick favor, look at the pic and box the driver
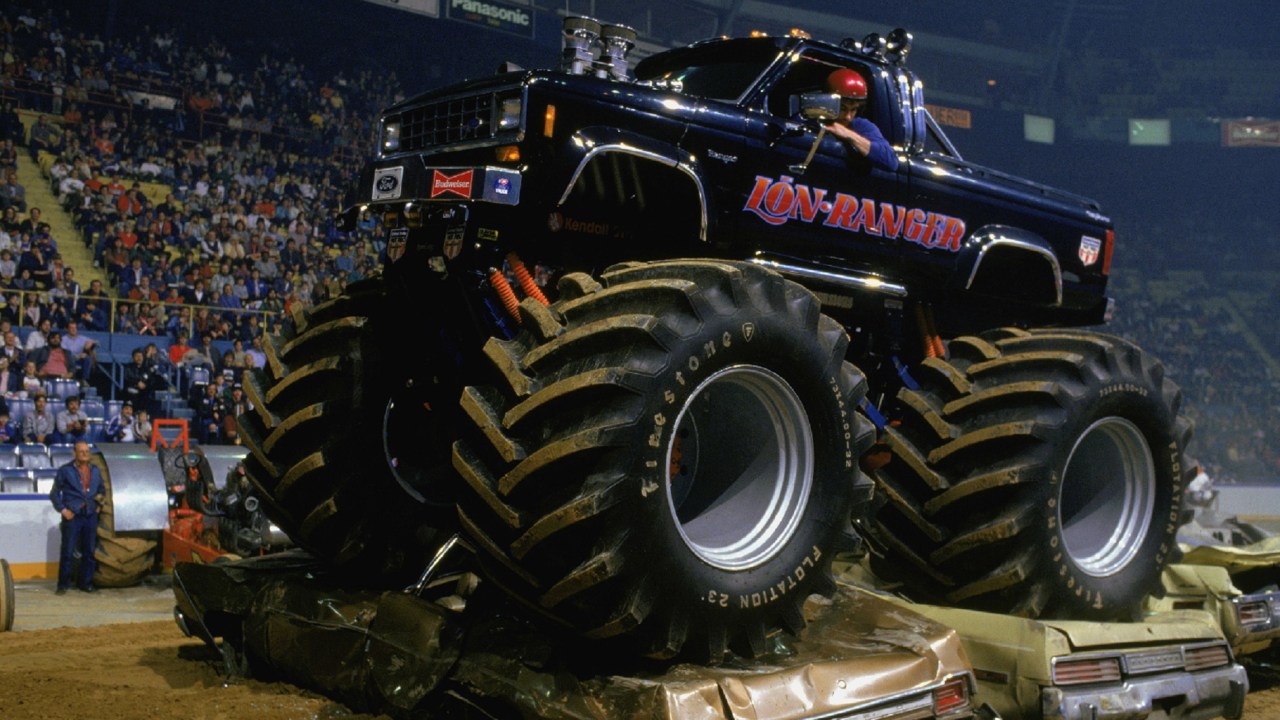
[823,68,898,172]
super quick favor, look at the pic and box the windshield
[635,38,785,104]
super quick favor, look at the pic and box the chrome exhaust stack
[561,16,601,76]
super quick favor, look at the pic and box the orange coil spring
[915,303,946,359]
[507,253,549,306]
[489,268,522,323]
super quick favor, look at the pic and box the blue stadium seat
[0,467,33,493]
[10,398,33,425]
[17,444,51,469]
[49,443,76,467]
[33,467,58,494]
[82,399,106,421]
[87,420,108,444]
[0,447,19,469]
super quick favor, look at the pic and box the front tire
[237,277,448,580]
[867,328,1191,620]
[454,260,873,660]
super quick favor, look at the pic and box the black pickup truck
[239,18,1190,661]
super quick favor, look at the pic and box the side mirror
[797,92,842,122]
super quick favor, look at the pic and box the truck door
[730,52,908,285]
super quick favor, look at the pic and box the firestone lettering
[743,175,966,252]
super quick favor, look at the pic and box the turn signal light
[496,145,520,163]
[544,104,556,137]
[1184,644,1231,672]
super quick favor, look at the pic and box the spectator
[216,384,248,445]
[0,409,17,444]
[55,395,90,444]
[19,359,43,398]
[22,392,55,443]
[24,317,52,353]
[133,407,153,445]
[0,355,19,398]
[105,400,136,443]
[121,348,154,411]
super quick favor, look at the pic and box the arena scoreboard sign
[447,0,534,38]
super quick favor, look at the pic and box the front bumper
[1043,663,1248,720]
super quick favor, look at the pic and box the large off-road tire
[453,260,873,660]
[867,327,1191,620]
[94,534,157,588]
[237,277,446,580]
[1,558,14,632]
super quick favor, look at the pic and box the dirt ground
[1,620,1279,719]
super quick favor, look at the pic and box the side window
[764,54,876,121]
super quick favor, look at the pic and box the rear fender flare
[955,224,1062,306]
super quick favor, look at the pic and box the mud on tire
[867,327,1191,620]
[453,259,873,660]
[237,277,444,580]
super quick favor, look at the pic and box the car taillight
[932,677,970,716]
[1184,644,1231,672]
[1052,656,1122,685]
[1237,600,1272,629]
[1101,228,1114,275]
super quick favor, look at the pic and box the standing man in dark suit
[49,441,106,594]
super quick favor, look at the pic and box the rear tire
[454,260,873,660]
[1,558,14,632]
[868,328,1191,620]
[237,277,448,580]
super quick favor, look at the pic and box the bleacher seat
[87,420,108,444]
[106,399,123,420]
[17,444,52,469]
[46,378,82,400]
[49,443,76,467]
[0,445,18,468]
[0,468,33,493]
[189,366,211,387]
[83,399,106,420]
[33,468,58,494]
[10,398,33,425]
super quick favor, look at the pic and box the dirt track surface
[0,621,384,720]
[2,619,1280,719]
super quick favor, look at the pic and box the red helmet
[827,68,868,101]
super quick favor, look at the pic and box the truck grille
[398,95,494,152]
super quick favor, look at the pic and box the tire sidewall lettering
[635,307,858,615]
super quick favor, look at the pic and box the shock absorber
[506,252,549,306]
[488,267,522,323]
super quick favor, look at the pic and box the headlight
[382,121,401,153]
[498,96,522,131]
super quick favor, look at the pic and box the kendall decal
[744,175,966,252]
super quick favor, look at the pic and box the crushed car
[172,551,996,719]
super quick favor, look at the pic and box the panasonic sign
[447,0,534,38]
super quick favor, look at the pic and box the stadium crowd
[0,4,394,443]
[0,4,1273,485]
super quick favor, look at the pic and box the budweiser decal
[743,175,966,251]
[431,169,474,198]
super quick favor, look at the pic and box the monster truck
[238,18,1191,659]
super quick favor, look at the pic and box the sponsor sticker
[443,226,464,259]
[387,227,409,263]
[494,176,511,195]
[431,169,474,198]
[372,167,404,201]
[1079,235,1102,266]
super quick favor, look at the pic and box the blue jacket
[848,117,899,173]
[49,460,106,517]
